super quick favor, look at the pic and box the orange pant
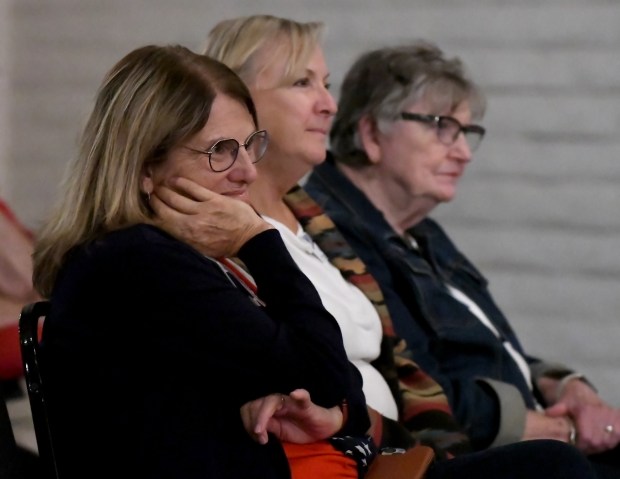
[283,440,358,479]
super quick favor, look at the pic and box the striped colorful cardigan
[282,185,471,458]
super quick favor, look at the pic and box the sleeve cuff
[530,362,596,395]
[476,378,527,448]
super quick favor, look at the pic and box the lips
[307,127,329,135]
[222,188,248,198]
[440,173,461,180]
[439,171,462,179]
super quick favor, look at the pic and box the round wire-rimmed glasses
[400,112,485,151]
[183,129,269,172]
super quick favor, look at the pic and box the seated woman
[202,13,467,459]
[31,44,373,479]
[304,38,620,477]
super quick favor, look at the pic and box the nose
[450,132,473,163]
[318,85,337,116]
[228,148,258,183]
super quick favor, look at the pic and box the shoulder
[68,224,209,277]
[55,224,224,299]
[91,224,193,255]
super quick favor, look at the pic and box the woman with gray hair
[305,40,620,477]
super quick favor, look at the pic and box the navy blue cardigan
[41,225,369,479]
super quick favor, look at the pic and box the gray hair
[331,41,486,167]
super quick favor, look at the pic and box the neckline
[263,215,329,262]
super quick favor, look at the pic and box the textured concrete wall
[4,0,620,404]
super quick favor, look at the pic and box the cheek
[405,138,445,174]
[255,95,280,125]
[390,147,433,188]
[149,156,207,191]
[426,147,451,173]
[259,110,282,136]
[150,161,183,186]
[197,173,229,194]
[261,97,305,133]
[153,161,228,193]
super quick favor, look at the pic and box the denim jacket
[306,153,577,450]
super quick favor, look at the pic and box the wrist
[567,418,577,445]
[337,399,349,433]
[556,373,585,401]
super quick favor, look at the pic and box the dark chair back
[18,300,59,479]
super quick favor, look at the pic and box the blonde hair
[33,45,258,297]
[202,14,324,87]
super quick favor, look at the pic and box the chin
[436,187,458,203]
[442,192,457,203]
[309,148,328,165]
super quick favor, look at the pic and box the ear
[140,164,155,196]
[358,115,382,165]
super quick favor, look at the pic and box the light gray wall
[3,0,619,403]
[0,0,9,193]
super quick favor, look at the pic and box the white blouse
[264,215,399,420]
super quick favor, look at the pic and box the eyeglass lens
[436,117,484,152]
[209,130,268,172]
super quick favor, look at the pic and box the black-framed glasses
[400,112,485,152]
[184,129,269,172]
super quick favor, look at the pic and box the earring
[147,192,151,202]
